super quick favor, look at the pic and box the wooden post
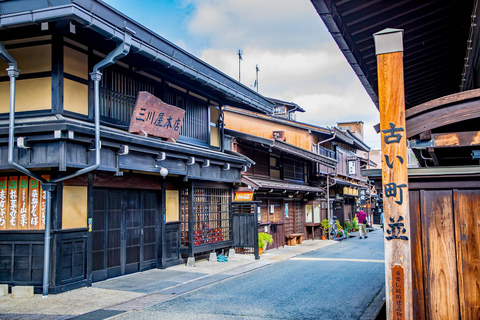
[374,28,412,320]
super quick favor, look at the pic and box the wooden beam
[432,130,480,148]
[406,98,480,138]
[374,28,413,320]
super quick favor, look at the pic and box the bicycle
[329,216,339,240]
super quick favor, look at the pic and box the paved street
[113,228,385,320]
[0,228,384,320]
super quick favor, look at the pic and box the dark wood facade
[408,173,480,319]
[0,0,273,293]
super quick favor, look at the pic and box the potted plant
[320,219,330,240]
[352,218,358,232]
[258,232,273,255]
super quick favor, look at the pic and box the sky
[103,0,381,148]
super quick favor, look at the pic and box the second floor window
[99,66,210,145]
[100,67,155,125]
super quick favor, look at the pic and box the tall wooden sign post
[374,28,412,320]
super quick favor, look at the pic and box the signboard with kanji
[128,91,185,140]
[374,28,412,320]
[0,176,48,231]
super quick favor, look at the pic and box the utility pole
[238,50,242,83]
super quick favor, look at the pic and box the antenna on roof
[238,49,243,83]
[254,64,260,93]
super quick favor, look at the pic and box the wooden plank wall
[454,190,480,319]
[421,190,459,319]
[408,190,425,319]
[410,186,480,319]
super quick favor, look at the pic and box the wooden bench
[285,233,304,246]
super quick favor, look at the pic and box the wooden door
[142,192,157,269]
[106,189,123,279]
[92,189,159,282]
[124,191,140,275]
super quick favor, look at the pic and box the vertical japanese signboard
[29,178,40,230]
[374,28,412,320]
[40,175,50,230]
[0,177,6,229]
[7,176,18,230]
[18,176,29,230]
[0,175,47,231]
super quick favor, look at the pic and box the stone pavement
[0,229,384,320]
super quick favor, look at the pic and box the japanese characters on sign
[29,178,40,230]
[382,122,409,241]
[128,91,186,140]
[8,176,18,230]
[0,177,6,229]
[0,176,48,231]
[18,176,29,230]
[392,265,405,320]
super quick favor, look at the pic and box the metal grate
[181,187,231,247]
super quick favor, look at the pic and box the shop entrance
[92,189,159,282]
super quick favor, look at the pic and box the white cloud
[183,0,381,148]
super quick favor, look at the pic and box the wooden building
[0,0,273,294]
[224,105,371,244]
[312,0,480,318]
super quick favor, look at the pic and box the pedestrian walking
[380,211,384,229]
[357,210,368,239]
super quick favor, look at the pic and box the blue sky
[102,0,380,148]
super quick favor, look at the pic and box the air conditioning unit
[273,130,286,141]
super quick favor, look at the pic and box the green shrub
[258,232,273,248]
[321,219,330,236]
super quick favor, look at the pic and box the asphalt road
[115,228,385,320]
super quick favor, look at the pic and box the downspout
[41,30,132,297]
[51,28,133,183]
[317,128,337,150]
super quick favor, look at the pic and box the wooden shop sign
[129,91,185,140]
[0,175,49,230]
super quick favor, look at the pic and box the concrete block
[186,257,195,267]
[0,284,8,296]
[208,252,217,262]
[12,286,34,298]
[228,248,236,258]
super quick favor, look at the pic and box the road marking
[291,257,385,263]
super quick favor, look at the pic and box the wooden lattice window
[99,67,155,125]
[164,87,209,144]
[181,187,231,247]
